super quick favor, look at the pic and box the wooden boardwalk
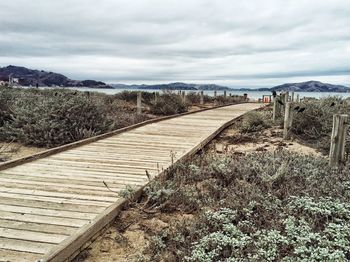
[0,103,261,262]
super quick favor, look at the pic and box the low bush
[149,93,188,115]
[144,151,350,261]
[238,110,272,133]
[290,96,350,153]
[0,87,149,147]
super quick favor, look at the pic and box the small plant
[149,93,188,115]
[118,185,137,201]
[238,110,272,133]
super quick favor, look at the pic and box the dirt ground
[78,122,322,262]
[0,142,45,162]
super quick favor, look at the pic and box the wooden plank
[0,204,96,220]
[0,210,87,227]
[0,219,76,235]
[0,237,56,254]
[0,248,41,262]
[1,169,150,184]
[0,197,104,214]
[0,192,111,208]
[0,228,67,244]
[0,188,117,203]
[0,172,146,187]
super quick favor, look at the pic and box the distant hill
[0,65,111,88]
[111,82,232,91]
[270,81,350,92]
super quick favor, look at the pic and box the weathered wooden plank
[0,188,117,203]
[0,219,76,235]
[0,248,41,261]
[0,204,96,220]
[0,228,67,244]
[0,210,87,227]
[0,192,111,207]
[0,237,56,254]
[0,197,104,214]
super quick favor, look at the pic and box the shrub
[149,93,188,115]
[290,96,349,153]
[145,151,350,261]
[0,87,150,147]
[238,110,272,133]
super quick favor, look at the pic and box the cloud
[0,0,349,87]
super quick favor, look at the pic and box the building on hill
[0,76,9,86]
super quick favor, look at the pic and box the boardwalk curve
[0,103,262,261]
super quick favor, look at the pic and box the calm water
[34,86,350,101]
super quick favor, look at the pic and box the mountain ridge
[0,65,111,88]
[1,65,349,92]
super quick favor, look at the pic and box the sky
[0,0,349,88]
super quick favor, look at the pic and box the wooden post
[329,114,349,167]
[273,96,279,124]
[181,91,186,103]
[213,90,217,106]
[291,92,295,102]
[200,91,204,105]
[284,91,289,103]
[154,92,159,103]
[283,102,293,140]
[224,90,227,98]
[296,94,300,103]
[137,92,142,115]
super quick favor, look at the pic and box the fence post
[224,90,227,98]
[200,90,204,105]
[291,92,295,102]
[285,91,289,103]
[154,91,159,103]
[137,92,142,115]
[181,91,186,103]
[283,102,293,140]
[214,90,217,106]
[296,94,300,103]
[329,114,349,167]
[273,95,279,124]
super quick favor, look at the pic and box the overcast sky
[0,0,349,87]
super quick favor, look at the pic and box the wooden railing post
[224,90,227,98]
[296,94,300,103]
[181,91,186,103]
[214,90,217,106]
[137,92,142,115]
[273,95,279,124]
[200,91,204,105]
[283,102,293,139]
[285,91,289,103]
[291,92,295,102]
[329,114,349,167]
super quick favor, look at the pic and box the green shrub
[149,93,188,115]
[290,96,349,153]
[238,110,272,133]
[114,90,154,105]
[145,151,350,261]
[0,87,149,147]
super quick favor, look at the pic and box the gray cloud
[0,0,349,87]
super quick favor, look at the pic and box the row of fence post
[273,92,349,167]
[136,90,240,114]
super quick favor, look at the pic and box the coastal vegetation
[0,87,239,150]
[83,96,350,261]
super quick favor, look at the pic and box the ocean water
[32,86,350,101]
